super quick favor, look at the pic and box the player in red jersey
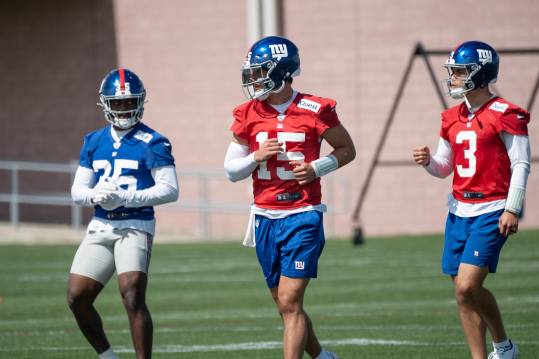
[225,36,355,359]
[413,41,530,359]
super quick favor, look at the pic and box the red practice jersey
[230,93,341,209]
[440,97,530,203]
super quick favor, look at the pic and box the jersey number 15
[255,131,305,180]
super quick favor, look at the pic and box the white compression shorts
[70,228,153,285]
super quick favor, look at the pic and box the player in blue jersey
[67,69,178,359]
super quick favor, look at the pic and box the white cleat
[488,341,519,359]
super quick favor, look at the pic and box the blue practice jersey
[79,122,175,220]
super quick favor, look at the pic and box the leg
[453,264,508,359]
[66,274,111,354]
[114,229,154,359]
[68,230,116,355]
[118,271,153,359]
[256,212,328,358]
[270,285,322,358]
[274,276,310,359]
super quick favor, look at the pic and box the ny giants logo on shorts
[295,261,305,270]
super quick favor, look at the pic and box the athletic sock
[315,348,335,359]
[493,339,512,352]
[98,347,120,359]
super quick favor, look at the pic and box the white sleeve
[425,137,453,178]
[501,132,531,214]
[71,166,97,206]
[123,166,179,208]
[224,142,258,182]
[502,132,531,189]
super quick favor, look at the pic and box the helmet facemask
[241,60,282,100]
[99,93,146,130]
[443,63,481,99]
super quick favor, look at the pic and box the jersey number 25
[92,159,138,190]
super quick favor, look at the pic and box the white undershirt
[268,90,298,114]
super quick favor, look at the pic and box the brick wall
[1,0,537,239]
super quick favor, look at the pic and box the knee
[277,294,302,317]
[121,288,146,313]
[66,289,89,311]
[454,281,481,304]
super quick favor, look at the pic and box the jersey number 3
[255,131,305,180]
[456,130,477,177]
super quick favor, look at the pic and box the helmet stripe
[118,68,126,91]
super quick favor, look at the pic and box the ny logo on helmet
[477,49,492,65]
[269,44,288,60]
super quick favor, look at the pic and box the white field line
[0,338,424,353]
[4,339,539,354]
[2,322,536,338]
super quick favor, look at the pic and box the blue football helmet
[98,68,146,129]
[241,36,301,100]
[443,41,499,99]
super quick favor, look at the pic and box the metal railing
[0,160,81,227]
[0,160,350,238]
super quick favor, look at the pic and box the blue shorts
[442,209,507,276]
[254,211,325,288]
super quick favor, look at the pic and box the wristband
[310,155,339,177]
[505,187,525,215]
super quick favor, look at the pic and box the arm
[223,136,258,182]
[502,132,531,212]
[291,124,356,185]
[98,166,179,210]
[71,166,97,206]
[498,133,531,236]
[413,138,453,178]
[122,165,179,207]
[319,124,356,168]
[224,134,283,182]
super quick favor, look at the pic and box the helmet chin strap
[272,81,286,94]
[257,81,286,101]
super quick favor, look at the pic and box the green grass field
[0,230,538,358]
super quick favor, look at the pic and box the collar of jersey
[253,92,304,118]
[108,122,143,145]
[458,96,499,121]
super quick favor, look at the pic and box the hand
[499,211,519,237]
[98,190,127,211]
[413,146,431,166]
[254,138,283,162]
[91,179,118,205]
[290,160,316,185]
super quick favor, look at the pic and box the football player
[413,41,530,359]
[67,69,179,359]
[225,36,355,359]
